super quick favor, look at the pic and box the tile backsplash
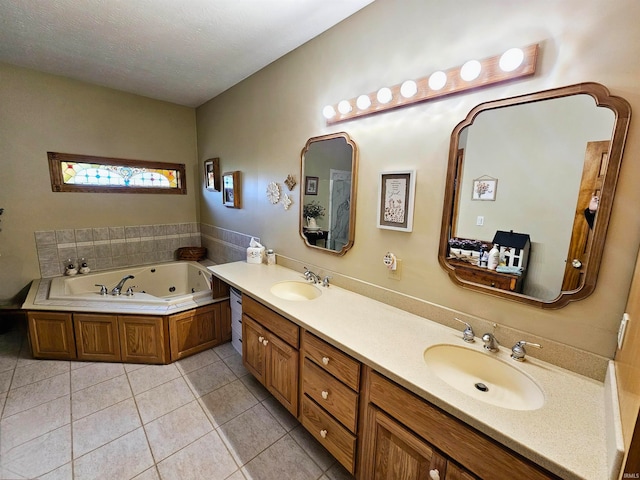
[35,223,201,277]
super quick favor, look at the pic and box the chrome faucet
[322,276,332,287]
[111,275,135,295]
[482,332,499,352]
[511,340,542,361]
[454,318,475,343]
[304,267,321,284]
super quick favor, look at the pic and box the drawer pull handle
[321,390,329,400]
[258,336,264,343]
[429,469,440,480]
[320,429,327,439]
[262,339,269,346]
[322,356,330,365]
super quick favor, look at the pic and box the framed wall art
[305,176,319,195]
[472,176,497,201]
[377,170,416,232]
[222,171,241,208]
[204,158,220,191]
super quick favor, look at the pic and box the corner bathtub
[47,261,213,307]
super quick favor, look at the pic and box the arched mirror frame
[299,132,358,256]
[438,82,631,308]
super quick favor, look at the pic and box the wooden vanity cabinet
[74,313,121,362]
[360,369,559,480]
[119,315,169,364]
[242,295,300,416]
[27,311,76,360]
[169,303,224,361]
[300,331,361,474]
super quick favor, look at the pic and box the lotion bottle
[487,244,500,271]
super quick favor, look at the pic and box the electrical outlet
[388,259,402,280]
[618,313,630,350]
[476,216,484,226]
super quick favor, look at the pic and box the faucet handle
[322,276,332,287]
[511,340,542,361]
[454,318,475,343]
[95,284,108,295]
[125,286,137,296]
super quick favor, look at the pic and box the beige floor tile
[290,425,336,471]
[70,361,125,392]
[39,462,73,480]
[239,372,270,401]
[219,403,286,466]
[198,378,259,427]
[223,352,249,377]
[325,462,355,480]
[72,374,132,420]
[72,397,141,458]
[262,396,300,432]
[2,372,69,417]
[127,363,181,395]
[132,466,161,480]
[135,376,195,424]
[0,369,14,393]
[241,434,322,480]
[225,471,246,480]
[73,427,154,480]
[1,395,70,455]
[183,360,236,397]
[157,430,238,480]
[176,348,220,374]
[11,359,70,389]
[213,342,237,359]
[0,354,18,375]
[144,400,213,462]
[1,424,71,479]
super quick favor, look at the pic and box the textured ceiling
[0,0,373,107]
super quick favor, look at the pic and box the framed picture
[222,171,241,208]
[305,176,319,195]
[377,170,416,232]
[204,158,220,191]
[472,176,497,201]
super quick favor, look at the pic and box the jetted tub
[48,261,213,306]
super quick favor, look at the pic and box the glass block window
[48,152,186,194]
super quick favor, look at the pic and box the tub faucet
[111,275,135,296]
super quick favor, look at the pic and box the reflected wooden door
[562,140,609,290]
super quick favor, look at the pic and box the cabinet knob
[258,336,264,343]
[320,429,327,438]
[429,469,440,480]
[322,356,330,365]
[262,339,269,346]
[321,390,329,400]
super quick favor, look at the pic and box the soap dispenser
[487,244,500,271]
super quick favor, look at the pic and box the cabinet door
[242,314,266,384]
[446,463,479,480]
[169,304,220,361]
[74,314,121,362]
[362,406,447,480]
[27,311,76,360]
[212,276,230,299]
[219,300,232,342]
[119,315,168,364]
[265,332,299,416]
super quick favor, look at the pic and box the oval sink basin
[424,344,544,411]
[270,281,322,301]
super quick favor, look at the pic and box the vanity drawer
[303,331,360,391]
[302,358,358,433]
[242,295,299,348]
[301,395,356,474]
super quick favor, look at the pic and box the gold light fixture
[322,44,539,125]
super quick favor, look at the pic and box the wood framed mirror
[439,83,631,308]
[300,132,358,255]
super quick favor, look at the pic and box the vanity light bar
[323,44,539,125]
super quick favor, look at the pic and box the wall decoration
[284,174,296,191]
[377,170,416,232]
[282,193,292,210]
[222,171,241,208]
[204,158,220,191]
[305,176,319,195]
[472,176,497,201]
[266,182,280,204]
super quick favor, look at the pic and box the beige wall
[0,63,198,300]
[196,0,640,357]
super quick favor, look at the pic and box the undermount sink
[423,344,545,411]
[270,281,322,301]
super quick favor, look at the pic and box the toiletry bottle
[487,244,500,271]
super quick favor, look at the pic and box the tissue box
[246,246,265,264]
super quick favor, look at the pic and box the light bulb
[322,105,336,119]
[460,60,481,81]
[377,87,392,104]
[356,94,371,110]
[338,100,352,114]
[400,80,417,98]
[499,48,524,72]
[428,71,447,90]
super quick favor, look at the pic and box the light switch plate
[618,313,630,350]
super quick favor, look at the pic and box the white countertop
[209,261,621,480]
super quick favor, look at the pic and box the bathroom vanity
[209,261,620,480]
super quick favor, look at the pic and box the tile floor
[0,325,355,480]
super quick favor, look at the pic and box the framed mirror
[300,132,358,255]
[439,83,631,308]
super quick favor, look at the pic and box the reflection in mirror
[300,132,358,255]
[439,83,631,308]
